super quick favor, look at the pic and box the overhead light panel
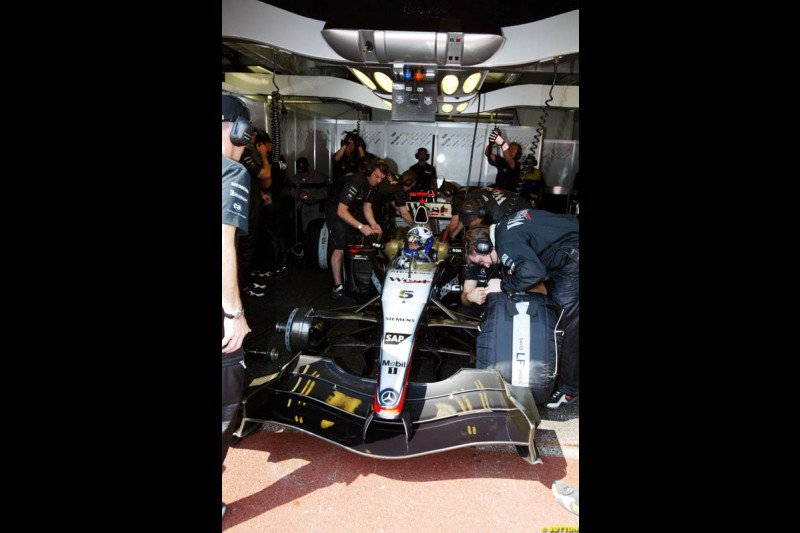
[441,75,459,95]
[462,72,482,94]
[441,103,454,113]
[456,102,469,113]
[374,71,394,93]
[352,68,377,90]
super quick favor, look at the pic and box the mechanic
[288,156,329,234]
[331,129,367,182]
[405,147,438,196]
[221,94,253,520]
[236,128,272,298]
[486,129,523,192]
[444,186,532,241]
[459,248,547,318]
[325,157,389,299]
[390,171,419,228]
[464,210,579,409]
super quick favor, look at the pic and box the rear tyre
[303,218,331,269]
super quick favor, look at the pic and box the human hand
[468,287,488,305]
[493,134,505,146]
[222,316,251,354]
[370,223,383,235]
[486,278,502,293]
[299,191,311,201]
[488,130,499,144]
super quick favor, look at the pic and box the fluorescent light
[462,72,482,94]
[456,102,469,113]
[374,72,394,93]
[441,103,454,113]
[441,75,459,95]
[352,68,377,90]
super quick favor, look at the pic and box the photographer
[332,130,366,182]
[485,129,522,192]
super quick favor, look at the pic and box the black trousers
[550,255,579,394]
[222,350,245,468]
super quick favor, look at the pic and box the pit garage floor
[224,249,579,532]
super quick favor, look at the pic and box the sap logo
[382,359,408,367]
[389,277,430,283]
[384,333,409,344]
[385,316,415,322]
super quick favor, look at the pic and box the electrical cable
[531,57,559,158]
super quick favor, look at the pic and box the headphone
[415,148,429,161]
[459,199,487,219]
[467,226,494,255]
[223,95,254,147]
[230,117,254,147]
[362,157,389,176]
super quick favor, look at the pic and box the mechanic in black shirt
[486,129,522,191]
[405,147,438,196]
[464,209,579,409]
[445,186,532,241]
[325,157,389,299]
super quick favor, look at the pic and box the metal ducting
[321,29,504,66]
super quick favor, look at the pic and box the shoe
[332,285,345,298]
[256,266,287,279]
[545,389,578,409]
[222,502,227,519]
[242,285,265,297]
[551,481,579,516]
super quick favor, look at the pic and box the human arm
[444,214,464,242]
[255,141,272,184]
[396,205,414,226]
[460,279,488,307]
[222,224,251,353]
[363,202,382,234]
[337,201,376,236]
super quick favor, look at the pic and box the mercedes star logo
[380,389,398,404]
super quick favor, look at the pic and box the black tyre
[303,218,332,269]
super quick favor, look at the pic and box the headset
[458,198,487,220]
[414,147,429,161]
[361,157,389,177]
[466,225,494,255]
[223,95,254,147]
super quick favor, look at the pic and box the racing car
[234,205,543,464]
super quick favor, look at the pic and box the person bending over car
[325,157,389,299]
[464,209,579,409]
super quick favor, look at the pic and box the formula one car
[235,206,543,463]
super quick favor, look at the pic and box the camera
[254,128,271,145]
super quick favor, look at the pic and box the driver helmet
[403,226,434,257]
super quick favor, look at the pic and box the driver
[401,226,435,262]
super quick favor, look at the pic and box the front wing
[235,354,542,463]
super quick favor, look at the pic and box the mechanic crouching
[463,209,579,409]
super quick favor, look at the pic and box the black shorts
[326,213,356,250]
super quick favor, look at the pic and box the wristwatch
[357,224,363,230]
[223,308,245,319]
